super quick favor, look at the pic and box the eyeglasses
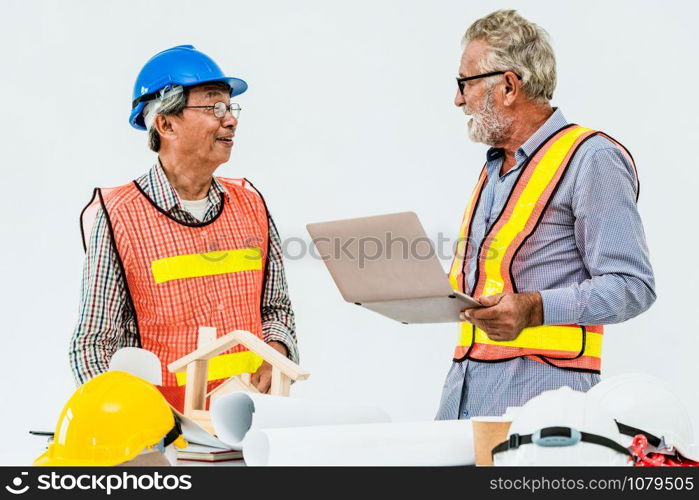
[183,101,241,119]
[456,71,522,95]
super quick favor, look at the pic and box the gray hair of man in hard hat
[145,82,231,152]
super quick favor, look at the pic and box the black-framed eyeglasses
[183,101,241,119]
[456,71,522,94]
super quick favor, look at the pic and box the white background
[1,0,697,464]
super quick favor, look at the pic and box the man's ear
[501,71,520,107]
[154,114,176,140]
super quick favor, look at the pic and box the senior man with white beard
[435,10,656,420]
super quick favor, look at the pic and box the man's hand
[460,291,543,341]
[251,341,288,393]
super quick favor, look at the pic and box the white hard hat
[493,386,631,466]
[109,347,163,386]
[587,373,698,461]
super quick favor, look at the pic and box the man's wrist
[526,291,544,327]
[267,340,289,358]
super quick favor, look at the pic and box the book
[176,443,243,463]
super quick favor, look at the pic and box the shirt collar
[516,107,568,159]
[485,108,569,163]
[147,159,230,212]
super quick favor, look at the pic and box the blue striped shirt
[435,109,656,420]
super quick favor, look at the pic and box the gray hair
[146,87,189,152]
[463,10,556,103]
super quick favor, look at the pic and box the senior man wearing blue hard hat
[69,45,298,412]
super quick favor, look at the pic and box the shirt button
[217,303,224,312]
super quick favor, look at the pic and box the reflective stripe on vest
[455,323,604,371]
[91,177,269,410]
[447,124,638,373]
[448,167,488,294]
[151,247,262,284]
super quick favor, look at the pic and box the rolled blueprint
[210,393,391,449]
[243,420,474,466]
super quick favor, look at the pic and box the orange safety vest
[81,177,269,411]
[448,124,637,373]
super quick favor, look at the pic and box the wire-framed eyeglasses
[183,102,241,119]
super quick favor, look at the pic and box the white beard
[463,87,513,146]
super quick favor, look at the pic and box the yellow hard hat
[34,371,187,466]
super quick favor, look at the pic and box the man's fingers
[462,294,511,321]
[467,304,503,321]
[478,293,504,307]
[251,362,274,393]
[486,332,506,341]
[470,318,497,334]
[461,306,495,321]
[261,376,272,394]
[468,318,516,341]
[254,371,272,394]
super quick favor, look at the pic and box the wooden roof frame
[167,327,310,435]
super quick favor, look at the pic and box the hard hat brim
[129,76,248,131]
[33,445,138,467]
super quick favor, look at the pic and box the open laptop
[306,211,482,324]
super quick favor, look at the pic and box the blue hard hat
[129,45,248,130]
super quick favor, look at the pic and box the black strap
[579,431,633,457]
[163,414,183,448]
[29,430,55,437]
[241,178,273,314]
[492,432,532,456]
[492,427,632,460]
[615,421,662,448]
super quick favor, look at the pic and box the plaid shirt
[69,162,297,385]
